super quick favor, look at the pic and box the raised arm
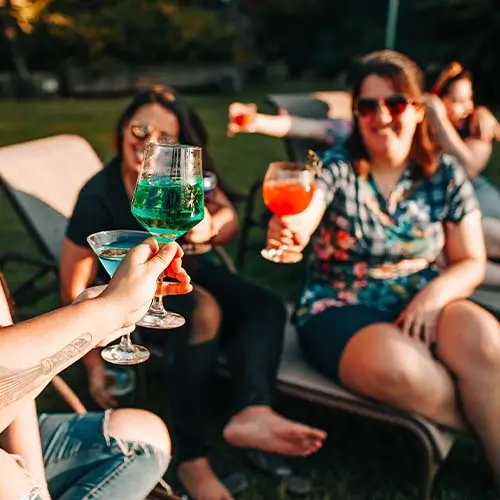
[227,102,336,142]
[426,95,493,178]
[0,240,191,423]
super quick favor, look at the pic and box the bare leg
[178,459,233,500]
[436,300,500,487]
[338,322,466,430]
[0,449,42,500]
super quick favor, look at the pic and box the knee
[440,301,500,368]
[108,409,171,457]
[340,327,428,403]
[190,285,222,344]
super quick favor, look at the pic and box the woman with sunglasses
[426,62,500,286]
[60,85,326,500]
[268,50,500,490]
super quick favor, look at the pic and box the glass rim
[86,229,151,246]
[145,142,202,151]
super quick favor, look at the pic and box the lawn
[0,79,499,499]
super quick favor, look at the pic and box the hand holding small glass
[227,102,257,136]
[79,239,191,364]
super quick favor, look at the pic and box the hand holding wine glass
[261,161,316,264]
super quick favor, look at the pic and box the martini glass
[131,143,204,329]
[87,229,151,365]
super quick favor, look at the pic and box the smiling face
[441,77,474,129]
[121,103,180,176]
[356,74,424,166]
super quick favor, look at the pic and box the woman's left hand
[395,285,445,348]
[184,207,215,244]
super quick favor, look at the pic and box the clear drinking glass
[87,229,151,365]
[261,161,316,264]
[131,143,204,328]
[183,170,218,255]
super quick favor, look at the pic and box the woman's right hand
[227,102,258,137]
[99,239,192,333]
[88,363,117,409]
[267,215,312,253]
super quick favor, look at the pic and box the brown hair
[431,61,472,97]
[346,50,437,179]
[115,84,240,199]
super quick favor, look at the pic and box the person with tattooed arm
[0,238,192,500]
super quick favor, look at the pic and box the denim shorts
[15,411,169,500]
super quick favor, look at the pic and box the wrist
[81,295,125,343]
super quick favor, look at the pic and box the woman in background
[426,62,500,285]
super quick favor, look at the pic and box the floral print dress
[295,148,479,326]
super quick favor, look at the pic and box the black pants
[141,258,287,462]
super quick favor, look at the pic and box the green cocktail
[131,143,204,329]
[132,177,204,243]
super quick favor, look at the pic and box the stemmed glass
[261,161,316,264]
[87,229,152,365]
[131,143,204,329]
[183,170,218,255]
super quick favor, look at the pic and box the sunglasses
[355,95,414,118]
[129,121,177,144]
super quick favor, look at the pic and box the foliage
[2,0,236,71]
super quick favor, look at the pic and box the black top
[66,157,143,282]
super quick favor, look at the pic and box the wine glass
[183,170,218,255]
[87,229,151,365]
[131,143,204,329]
[261,161,316,264]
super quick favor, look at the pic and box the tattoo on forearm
[0,333,92,407]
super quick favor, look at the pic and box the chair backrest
[266,91,352,162]
[0,135,103,262]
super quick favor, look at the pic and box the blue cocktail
[87,229,151,365]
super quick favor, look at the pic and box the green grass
[1,80,499,499]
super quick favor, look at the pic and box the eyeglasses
[129,121,177,144]
[355,95,414,119]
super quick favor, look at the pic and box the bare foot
[223,405,327,456]
[178,458,233,500]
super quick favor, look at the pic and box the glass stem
[149,277,167,316]
[119,334,134,353]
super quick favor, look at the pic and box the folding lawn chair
[0,134,103,314]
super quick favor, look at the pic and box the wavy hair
[346,50,437,179]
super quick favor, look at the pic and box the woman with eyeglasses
[60,85,326,500]
[425,62,500,286]
[267,50,500,490]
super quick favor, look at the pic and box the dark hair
[346,50,437,179]
[115,84,239,198]
[431,61,472,98]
